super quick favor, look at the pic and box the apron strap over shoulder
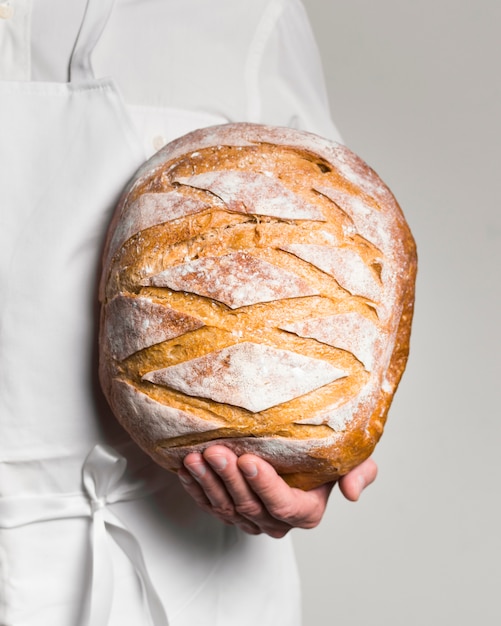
[69,0,116,82]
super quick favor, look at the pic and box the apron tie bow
[81,444,169,626]
[90,495,107,513]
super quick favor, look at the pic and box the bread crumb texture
[99,123,417,489]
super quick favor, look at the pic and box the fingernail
[186,462,207,479]
[206,454,227,471]
[357,474,366,495]
[179,473,193,485]
[239,460,258,478]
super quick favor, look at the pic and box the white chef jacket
[0,1,342,625]
[26,0,342,152]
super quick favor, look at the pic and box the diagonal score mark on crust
[314,184,392,256]
[280,243,382,304]
[280,312,381,372]
[173,170,327,221]
[107,191,211,262]
[142,251,319,309]
[110,379,227,442]
[104,295,205,361]
[294,381,377,432]
[142,342,347,413]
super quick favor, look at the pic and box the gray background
[293,1,501,624]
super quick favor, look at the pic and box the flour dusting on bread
[99,123,417,489]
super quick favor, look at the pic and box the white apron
[0,1,301,625]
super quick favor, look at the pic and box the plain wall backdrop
[293,1,501,624]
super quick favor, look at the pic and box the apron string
[69,0,116,82]
[81,444,170,626]
[0,444,170,626]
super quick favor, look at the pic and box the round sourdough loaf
[98,123,417,490]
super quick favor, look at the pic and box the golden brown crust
[99,123,417,489]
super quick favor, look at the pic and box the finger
[203,447,288,535]
[183,452,233,515]
[338,457,378,502]
[183,451,261,532]
[237,454,332,530]
[203,447,294,538]
[203,446,260,512]
[178,466,214,513]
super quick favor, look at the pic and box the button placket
[0,0,32,80]
[0,2,14,19]
[152,135,167,152]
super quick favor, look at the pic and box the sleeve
[245,0,344,142]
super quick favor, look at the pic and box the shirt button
[0,3,14,19]
[152,135,167,152]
